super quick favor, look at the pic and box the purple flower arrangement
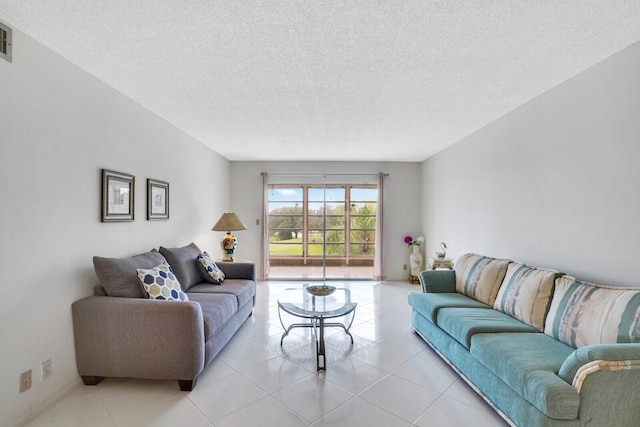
[404,235,425,246]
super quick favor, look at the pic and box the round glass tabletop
[277,285,357,319]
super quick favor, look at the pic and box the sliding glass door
[267,184,376,280]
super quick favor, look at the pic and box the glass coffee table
[278,284,357,370]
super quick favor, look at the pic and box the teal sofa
[408,253,640,427]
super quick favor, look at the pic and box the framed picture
[101,169,135,222]
[147,178,169,220]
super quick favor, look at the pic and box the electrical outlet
[403,264,407,270]
[255,219,260,225]
[42,359,52,380]
[19,370,31,393]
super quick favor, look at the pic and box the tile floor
[25,281,508,427]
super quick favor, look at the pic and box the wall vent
[0,22,12,63]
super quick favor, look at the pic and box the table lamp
[212,212,247,261]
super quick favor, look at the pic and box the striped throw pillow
[455,253,510,306]
[544,276,640,348]
[493,263,559,331]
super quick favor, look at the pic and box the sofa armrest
[71,296,205,382]
[559,344,640,425]
[558,343,640,384]
[218,262,256,281]
[419,270,456,293]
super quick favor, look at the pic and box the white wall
[230,161,423,281]
[0,29,230,425]
[422,41,640,287]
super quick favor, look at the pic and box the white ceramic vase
[409,245,423,276]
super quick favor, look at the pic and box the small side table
[428,257,454,270]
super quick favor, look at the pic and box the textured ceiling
[2,1,640,161]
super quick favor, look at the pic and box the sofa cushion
[159,243,203,291]
[437,307,539,348]
[93,250,166,298]
[136,262,189,301]
[187,293,238,340]
[470,333,578,419]
[408,292,491,323]
[544,275,640,348]
[493,263,559,331]
[188,279,256,309]
[455,253,510,306]
[197,252,225,284]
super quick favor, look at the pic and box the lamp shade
[212,212,247,232]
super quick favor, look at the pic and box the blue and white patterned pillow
[197,251,225,284]
[544,276,640,348]
[455,253,510,306]
[136,262,189,301]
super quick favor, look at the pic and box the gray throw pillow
[159,243,203,291]
[93,249,166,298]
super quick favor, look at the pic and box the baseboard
[13,377,84,427]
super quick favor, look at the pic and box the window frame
[267,184,376,263]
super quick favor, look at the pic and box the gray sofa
[409,253,640,427]
[72,243,256,391]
